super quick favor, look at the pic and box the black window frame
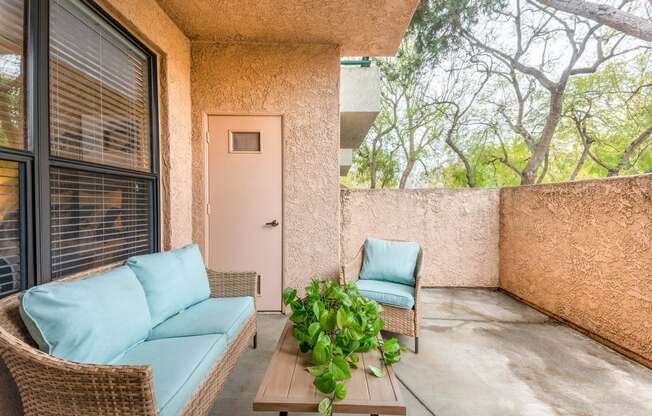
[0,0,160,295]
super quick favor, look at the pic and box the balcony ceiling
[155,0,419,56]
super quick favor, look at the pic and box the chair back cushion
[126,244,210,326]
[19,266,151,363]
[359,238,420,286]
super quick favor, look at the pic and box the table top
[253,322,406,415]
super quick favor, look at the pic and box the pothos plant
[282,278,405,416]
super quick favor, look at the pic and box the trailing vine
[282,278,405,416]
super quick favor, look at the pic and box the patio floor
[211,288,652,415]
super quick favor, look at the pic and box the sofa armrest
[0,331,157,416]
[341,246,364,284]
[206,269,257,299]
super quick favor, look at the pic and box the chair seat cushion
[359,238,420,286]
[126,244,211,326]
[111,334,227,416]
[19,266,152,364]
[356,279,415,310]
[148,297,255,343]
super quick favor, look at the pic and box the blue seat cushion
[148,297,255,344]
[19,266,151,364]
[359,238,420,286]
[126,244,211,326]
[111,334,227,416]
[356,279,415,310]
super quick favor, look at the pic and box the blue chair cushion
[111,334,227,416]
[19,266,151,364]
[359,238,420,286]
[127,244,211,326]
[148,297,255,344]
[356,279,415,310]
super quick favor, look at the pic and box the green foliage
[282,278,405,415]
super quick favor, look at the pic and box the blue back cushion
[126,244,210,326]
[359,238,420,286]
[19,266,151,364]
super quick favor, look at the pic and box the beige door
[207,115,282,311]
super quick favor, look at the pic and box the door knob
[265,220,279,227]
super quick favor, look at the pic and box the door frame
[203,112,285,310]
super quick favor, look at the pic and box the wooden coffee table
[253,322,406,415]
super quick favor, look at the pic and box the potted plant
[282,278,405,416]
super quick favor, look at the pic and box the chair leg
[414,336,419,354]
[253,333,258,349]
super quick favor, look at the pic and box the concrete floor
[211,289,652,416]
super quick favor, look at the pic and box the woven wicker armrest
[0,330,157,416]
[206,269,257,298]
[341,247,364,284]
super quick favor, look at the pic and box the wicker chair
[342,242,422,353]
[0,269,257,416]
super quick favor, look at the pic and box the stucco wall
[500,174,652,364]
[340,189,500,287]
[97,0,193,250]
[191,43,341,291]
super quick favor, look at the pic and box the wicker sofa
[342,239,422,353]
[0,263,256,416]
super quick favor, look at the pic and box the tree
[462,0,650,184]
[536,0,652,41]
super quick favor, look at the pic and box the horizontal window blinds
[0,160,21,296]
[50,167,151,279]
[49,0,151,172]
[0,0,26,150]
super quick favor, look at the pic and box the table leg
[279,412,288,416]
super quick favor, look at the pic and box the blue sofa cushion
[19,266,151,363]
[356,279,415,310]
[359,238,420,286]
[148,297,255,343]
[127,244,210,326]
[111,334,227,416]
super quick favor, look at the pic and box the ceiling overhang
[155,0,419,56]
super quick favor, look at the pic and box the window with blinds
[0,160,21,296]
[49,0,151,172]
[50,167,151,279]
[0,0,26,151]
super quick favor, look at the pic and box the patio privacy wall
[190,42,341,290]
[500,174,652,365]
[340,188,500,287]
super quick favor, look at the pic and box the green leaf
[320,310,337,331]
[336,308,349,329]
[368,364,385,378]
[308,322,321,338]
[313,300,324,319]
[331,356,352,380]
[312,333,332,365]
[314,372,337,394]
[282,287,297,305]
[334,383,347,400]
[306,365,328,376]
[318,397,333,416]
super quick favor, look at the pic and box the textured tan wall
[0,2,193,414]
[191,43,341,291]
[500,175,652,363]
[341,189,500,287]
[97,0,193,250]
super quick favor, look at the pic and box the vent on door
[229,131,261,153]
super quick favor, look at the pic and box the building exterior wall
[500,175,652,364]
[191,42,341,292]
[340,189,500,287]
[96,0,193,250]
